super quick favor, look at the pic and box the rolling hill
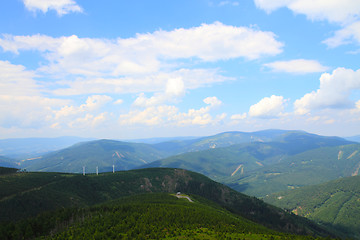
[264,175,360,239]
[0,167,336,238]
[22,139,167,173]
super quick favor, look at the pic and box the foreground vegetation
[0,193,334,239]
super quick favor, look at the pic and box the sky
[0,0,360,139]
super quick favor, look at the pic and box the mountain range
[1,129,360,238]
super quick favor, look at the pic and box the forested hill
[0,168,336,238]
[264,175,360,239]
[0,193,333,240]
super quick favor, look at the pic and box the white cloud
[254,0,360,49]
[69,113,108,129]
[254,0,360,24]
[54,95,112,120]
[231,113,247,120]
[120,96,224,126]
[114,99,124,105]
[249,95,286,118]
[0,22,282,81]
[52,69,229,96]
[294,67,360,115]
[323,21,360,47]
[263,59,328,74]
[219,1,240,7]
[132,77,186,108]
[356,100,360,110]
[23,0,83,16]
[119,105,179,126]
[0,60,39,96]
[0,95,68,129]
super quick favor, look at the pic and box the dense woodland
[0,193,334,239]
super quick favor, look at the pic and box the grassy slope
[264,175,360,239]
[0,168,334,238]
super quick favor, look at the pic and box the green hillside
[23,139,166,173]
[0,168,335,238]
[264,175,360,239]
[0,193,331,240]
[227,144,360,197]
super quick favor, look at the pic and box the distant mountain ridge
[22,139,167,173]
[17,130,355,175]
[0,136,95,159]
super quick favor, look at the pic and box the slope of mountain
[22,139,167,173]
[264,175,360,239]
[0,167,336,238]
[226,143,360,197]
[0,136,94,159]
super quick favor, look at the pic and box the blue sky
[0,0,360,139]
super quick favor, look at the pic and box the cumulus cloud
[249,95,286,118]
[0,95,68,129]
[323,21,360,47]
[254,0,360,24]
[231,113,247,120]
[23,0,83,16]
[218,1,240,7]
[263,59,328,74]
[294,68,360,115]
[54,95,112,120]
[119,96,224,126]
[0,22,282,79]
[132,77,186,108]
[254,0,360,48]
[0,60,39,96]
[52,69,229,96]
